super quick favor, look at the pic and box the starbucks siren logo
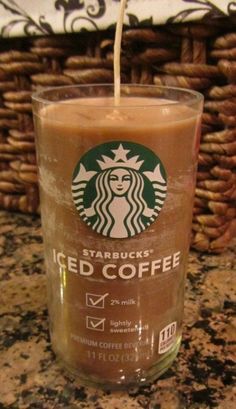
[72,141,167,238]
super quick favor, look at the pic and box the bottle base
[56,336,181,390]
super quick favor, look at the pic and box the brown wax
[34,97,200,385]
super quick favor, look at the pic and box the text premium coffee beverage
[32,85,203,388]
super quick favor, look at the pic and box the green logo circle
[72,141,167,238]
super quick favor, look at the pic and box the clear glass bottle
[32,84,203,388]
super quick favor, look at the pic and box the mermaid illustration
[72,143,167,238]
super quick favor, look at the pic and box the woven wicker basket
[0,18,235,252]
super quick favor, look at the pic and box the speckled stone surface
[0,210,235,409]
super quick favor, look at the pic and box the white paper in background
[0,1,232,38]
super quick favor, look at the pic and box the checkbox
[86,292,109,309]
[86,316,105,331]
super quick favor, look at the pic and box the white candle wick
[114,0,127,106]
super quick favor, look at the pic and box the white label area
[158,322,177,354]
[52,245,182,367]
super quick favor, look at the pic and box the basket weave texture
[0,20,235,252]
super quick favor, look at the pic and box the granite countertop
[0,210,235,409]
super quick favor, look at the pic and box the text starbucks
[53,248,181,280]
